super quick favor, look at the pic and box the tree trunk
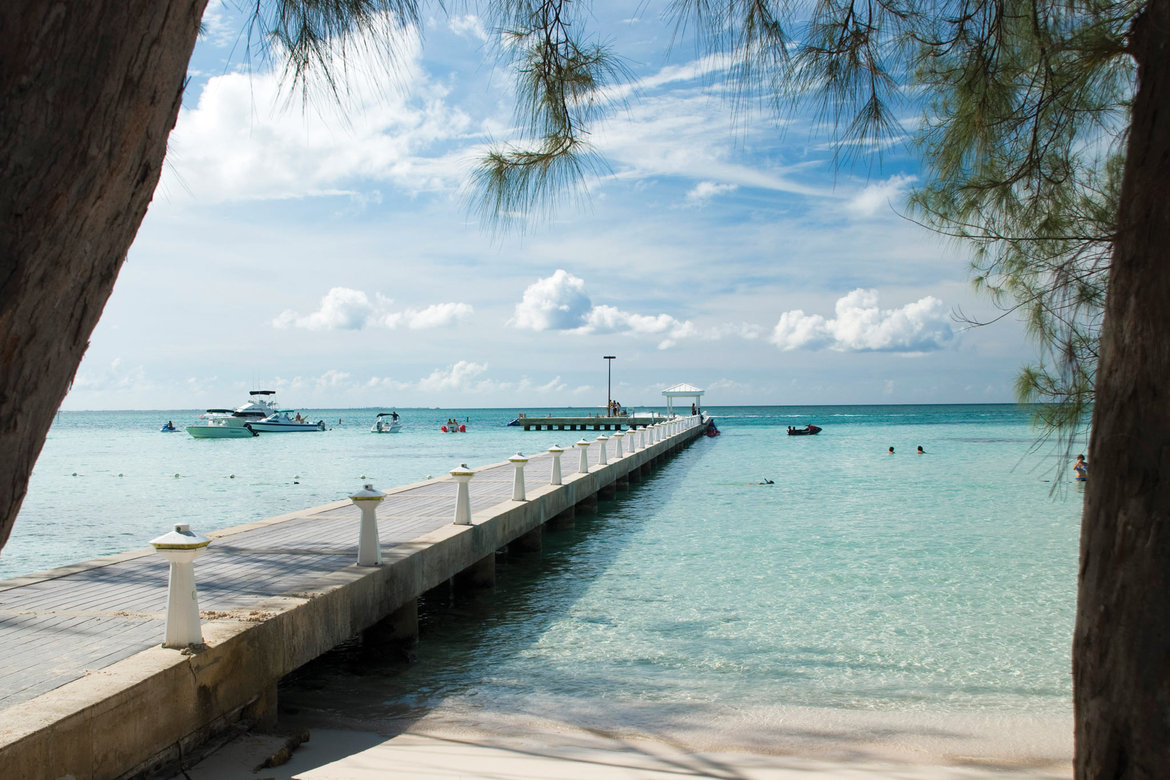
[1075,0,1170,776]
[0,1,207,551]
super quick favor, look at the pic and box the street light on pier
[603,355,616,415]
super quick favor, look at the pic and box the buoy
[118,473,124,477]
[229,474,235,479]
[174,473,180,478]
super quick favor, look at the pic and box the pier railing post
[150,524,212,649]
[576,438,591,473]
[350,484,386,566]
[612,430,624,458]
[509,452,529,501]
[548,445,564,485]
[596,434,609,465]
[450,464,475,525]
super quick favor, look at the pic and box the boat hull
[187,424,256,438]
[249,421,325,433]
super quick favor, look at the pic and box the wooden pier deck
[0,417,706,780]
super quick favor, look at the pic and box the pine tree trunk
[1075,0,1170,776]
[0,2,207,550]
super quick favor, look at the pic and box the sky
[63,0,1035,412]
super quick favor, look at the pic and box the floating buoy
[229,474,235,479]
[118,473,124,477]
[174,473,180,478]
[71,472,77,477]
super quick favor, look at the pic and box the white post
[612,430,625,458]
[451,464,475,524]
[596,434,609,465]
[350,484,386,566]
[510,452,529,501]
[576,438,591,473]
[548,445,564,485]
[150,524,211,649]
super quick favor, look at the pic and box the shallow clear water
[6,404,1081,728]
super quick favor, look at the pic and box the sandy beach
[172,704,1073,779]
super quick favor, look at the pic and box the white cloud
[402,302,474,329]
[417,360,489,392]
[513,270,758,349]
[274,287,471,330]
[449,14,489,41]
[770,289,955,353]
[512,269,593,331]
[846,174,917,217]
[274,287,375,330]
[161,20,474,202]
[685,181,739,206]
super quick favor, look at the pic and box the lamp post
[603,355,616,415]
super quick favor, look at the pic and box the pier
[512,413,661,431]
[0,415,707,779]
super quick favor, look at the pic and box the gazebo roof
[662,383,704,397]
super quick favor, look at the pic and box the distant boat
[441,420,467,433]
[787,425,822,436]
[371,412,402,433]
[160,421,179,432]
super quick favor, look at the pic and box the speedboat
[249,411,326,433]
[371,412,402,433]
[186,410,259,438]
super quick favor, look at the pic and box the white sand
[173,706,1072,779]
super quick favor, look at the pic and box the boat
[371,412,402,433]
[160,421,179,432]
[248,411,326,433]
[787,425,822,436]
[441,420,467,433]
[185,390,281,438]
[704,418,720,437]
[186,410,259,438]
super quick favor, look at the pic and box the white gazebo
[662,383,704,418]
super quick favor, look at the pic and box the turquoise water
[5,404,1081,732]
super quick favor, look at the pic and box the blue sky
[63,1,1032,411]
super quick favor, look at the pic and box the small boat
[441,420,467,433]
[186,410,259,438]
[371,412,402,433]
[705,419,720,437]
[160,421,179,432]
[787,425,822,436]
[249,411,326,433]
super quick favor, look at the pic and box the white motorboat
[186,409,259,438]
[184,390,281,438]
[248,411,326,433]
[371,412,402,433]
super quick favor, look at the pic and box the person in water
[888,446,895,454]
[917,445,925,454]
[1074,454,1087,481]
